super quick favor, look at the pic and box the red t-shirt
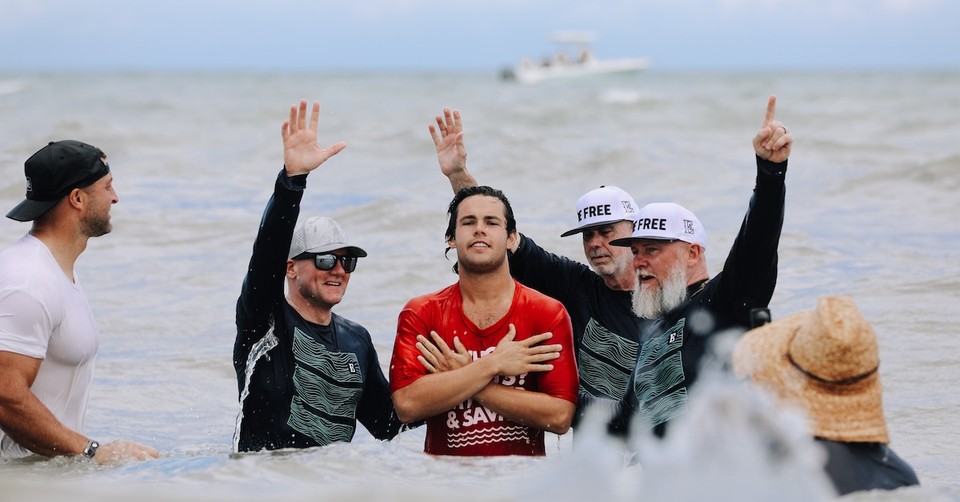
[390,280,578,456]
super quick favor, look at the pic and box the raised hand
[281,99,347,176]
[429,108,467,177]
[753,95,792,163]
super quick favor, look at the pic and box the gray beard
[631,262,688,319]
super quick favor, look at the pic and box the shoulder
[331,313,369,335]
[402,283,458,312]
[513,234,591,274]
[516,281,566,312]
[0,237,64,304]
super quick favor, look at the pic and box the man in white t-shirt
[0,140,158,464]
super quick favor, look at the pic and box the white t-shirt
[0,234,99,458]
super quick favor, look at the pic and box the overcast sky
[1,0,957,71]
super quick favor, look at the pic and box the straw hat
[732,296,889,443]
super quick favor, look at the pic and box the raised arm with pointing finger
[608,95,791,438]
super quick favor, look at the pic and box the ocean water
[0,70,957,501]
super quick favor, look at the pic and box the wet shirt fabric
[0,235,99,459]
[508,234,651,425]
[817,439,920,496]
[233,170,401,452]
[390,280,579,456]
[616,156,787,438]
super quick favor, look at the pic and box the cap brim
[304,243,368,258]
[608,235,679,247]
[5,198,60,222]
[560,219,630,238]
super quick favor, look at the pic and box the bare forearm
[474,384,575,434]
[392,358,498,423]
[447,169,478,194]
[0,392,87,457]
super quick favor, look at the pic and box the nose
[583,230,602,248]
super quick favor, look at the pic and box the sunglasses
[295,253,359,273]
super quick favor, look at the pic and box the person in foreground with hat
[0,140,159,463]
[389,185,578,456]
[733,296,920,495]
[233,100,402,451]
[428,108,649,428]
[608,95,790,438]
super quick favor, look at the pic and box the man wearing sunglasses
[233,99,402,452]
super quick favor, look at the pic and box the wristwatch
[82,439,99,459]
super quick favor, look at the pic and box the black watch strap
[82,440,99,459]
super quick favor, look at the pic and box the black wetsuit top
[614,156,787,438]
[233,170,401,452]
[818,440,920,496]
[508,234,653,426]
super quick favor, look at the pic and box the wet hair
[443,186,517,272]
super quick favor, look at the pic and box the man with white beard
[608,95,792,438]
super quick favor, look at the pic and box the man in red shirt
[389,186,579,456]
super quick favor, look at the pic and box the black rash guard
[233,170,401,452]
[817,439,920,495]
[615,156,787,438]
[508,234,653,427]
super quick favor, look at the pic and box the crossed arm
[395,325,574,434]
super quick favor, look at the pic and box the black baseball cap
[6,140,111,222]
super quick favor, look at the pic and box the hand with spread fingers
[753,95,792,163]
[429,107,467,178]
[281,99,346,176]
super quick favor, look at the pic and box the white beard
[631,262,689,319]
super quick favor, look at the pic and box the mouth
[588,251,611,262]
[323,280,343,287]
[469,242,490,249]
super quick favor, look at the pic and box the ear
[68,188,84,210]
[507,230,519,252]
[686,243,703,264]
[285,259,298,279]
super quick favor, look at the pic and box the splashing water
[518,332,838,502]
[232,329,278,453]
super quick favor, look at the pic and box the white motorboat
[501,32,650,84]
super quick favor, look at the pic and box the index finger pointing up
[762,95,777,127]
